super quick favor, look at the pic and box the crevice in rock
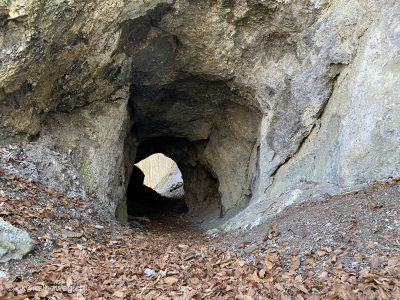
[265,67,344,197]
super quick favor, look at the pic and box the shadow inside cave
[126,166,188,220]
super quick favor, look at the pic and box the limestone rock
[0,0,399,231]
[266,0,400,204]
[0,271,7,279]
[0,218,34,262]
[61,230,83,239]
[155,166,184,199]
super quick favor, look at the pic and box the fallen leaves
[1,160,400,299]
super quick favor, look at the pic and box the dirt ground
[215,179,400,274]
[1,146,400,299]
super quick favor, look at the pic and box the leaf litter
[0,148,400,299]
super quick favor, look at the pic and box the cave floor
[1,152,400,299]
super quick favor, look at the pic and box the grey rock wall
[221,0,400,232]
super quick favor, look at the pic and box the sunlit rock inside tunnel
[126,153,188,219]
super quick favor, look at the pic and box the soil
[1,145,400,299]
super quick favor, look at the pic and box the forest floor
[0,148,400,299]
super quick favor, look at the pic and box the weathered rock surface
[0,218,34,262]
[0,0,399,231]
[155,166,184,199]
[137,154,177,188]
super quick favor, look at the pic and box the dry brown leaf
[156,261,167,269]
[291,248,300,256]
[369,255,380,268]
[164,276,179,284]
[112,290,125,297]
[259,269,266,278]
[281,292,292,300]
[291,257,301,270]
[294,282,309,294]
[315,250,327,257]
[368,240,374,248]
[189,277,200,285]
[388,257,400,268]
[264,258,275,269]
[293,294,305,300]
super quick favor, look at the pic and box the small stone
[91,225,104,229]
[77,244,84,250]
[184,251,196,261]
[144,268,156,276]
[244,245,258,254]
[133,217,151,223]
[178,244,188,248]
[131,221,142,228]
[61,229,83,238]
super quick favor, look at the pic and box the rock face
[155,166,184,199]
[0,218,34,262]
[136,154,177,188]
[0,0,399,230]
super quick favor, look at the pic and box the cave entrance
[126,153,187,219]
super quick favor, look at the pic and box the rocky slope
[0,0,399,231]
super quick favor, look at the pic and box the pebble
[144,268,156,276]
[131,221,142,228]
[244,245,258,254]
[133,217,151,223]
[92,225,104,229]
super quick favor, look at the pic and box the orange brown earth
[1,157,400,299]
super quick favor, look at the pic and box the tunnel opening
[126,153,188,219]
[125,69,263,227]
[126,136,222,223]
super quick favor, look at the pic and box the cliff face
[1,0,399,230]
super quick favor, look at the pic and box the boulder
[0,218,34,263]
